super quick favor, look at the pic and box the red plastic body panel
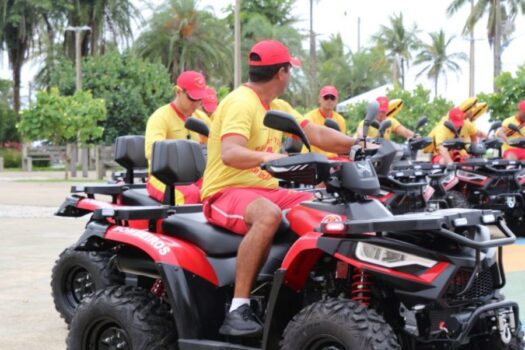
[105,226,219,285]
[286,205,347,236]
[281,232,323,290]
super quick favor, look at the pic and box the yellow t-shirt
[425,116,477,154]
[144,102,205,204]
[355,117,401,140]
[300,108,346,157]
[201,86,306,200]
[501,115,525,151]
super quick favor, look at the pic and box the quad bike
[441,121,525,236]
[66,109,522,350]
[52,118,208,323]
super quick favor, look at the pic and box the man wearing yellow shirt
[496,100,525,160]
[145,70,207,204]
[431,107,471,165]
[202,40,359,337]
[302,85,347,157]
[355,96,414,140]
[202,86,218,118]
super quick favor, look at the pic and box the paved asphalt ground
[0,171,524,349]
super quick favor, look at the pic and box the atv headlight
[355,242,437,268]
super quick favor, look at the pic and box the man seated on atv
[496,100,525,160]
[355,96,414,140]
[300,85,347,158]
[145,70,211,204]
[200,39,359,337]
[430,107,471,165]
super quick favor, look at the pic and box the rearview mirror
[378,119,392,137]
[414,116,428,131]
[185,117,209,138]
[324,118,341,132]
[488,121,502,135]
[444,120,458,137]
[508,123,522,136]
[362,101,379,141]
[370,120,380,130]
[264,110,311,151]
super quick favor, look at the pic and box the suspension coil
[150,279,165,298]
[351,269,372,306]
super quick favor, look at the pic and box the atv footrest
[93,205,169,221]
[178,339,260,350]
[71,183,124,196]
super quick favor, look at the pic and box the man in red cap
[302,85,347,157]
[201,39,359,336]
[202,86,219,117]
[496,100,525,160]
[145,70,209,204]
[430,107,469,165]
[355,96,414,140]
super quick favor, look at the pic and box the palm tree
[134,0,233,84]
[447,0,525,89]
[414,30,468,97]
[373,13,420,89]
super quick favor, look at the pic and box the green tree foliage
[134,0,232,84]
[478,64,525,121]
[414,30,467,97]
[373,13,420,89]
[43,51,173,143]
[235,0,296,26]
[342,85,453,137]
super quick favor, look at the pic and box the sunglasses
[183,90,201,103]
[323,95,336,101]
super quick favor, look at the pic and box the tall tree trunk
[12,63,21,117]
[401,57,406,89]
[434,76,438,98]
[493,0,502,91]
[309,0,317,103]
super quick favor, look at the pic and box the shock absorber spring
[150,279,165,298]
[351,269,372,306]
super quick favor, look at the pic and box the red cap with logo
[248,40,301,67]
[376,96,389,112]
[202,87,218,114]
[519,100,525,113]
[448,107,465,129]
[176,71,207,100]
[319,85,338,98]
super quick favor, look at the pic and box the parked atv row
[54,108,522,350]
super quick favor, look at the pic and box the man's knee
[246,198,282,228]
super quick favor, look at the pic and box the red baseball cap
[319,85,338,98]
[176,71,207,100]
[376,96,389,112]
[202,87,218,114]
[448,107,465,129]
[519,100,525,113]
[248,40,301,67]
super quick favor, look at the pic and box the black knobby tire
[446,190,471,209]
[280,299,401,350]
[51,247,124,324]
[67,286,177,350]
[504,214,525,237]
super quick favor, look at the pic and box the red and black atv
[65,110,522,350]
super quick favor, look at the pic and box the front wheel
[280,299,400,350]
[67,286,177,350]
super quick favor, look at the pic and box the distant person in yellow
[496,100,525,160]
[144,70,209,204]
[431,107,471,165]
[200,86,219,119]
[302,85,347,158]
[355,96,414,140]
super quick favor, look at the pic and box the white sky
[2,0,525,109]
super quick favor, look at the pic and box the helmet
[458,97,478,113]
[470,102,488,122]
[387,99,404,118]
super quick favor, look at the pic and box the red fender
[281,232,323,290]
[77,198,115,211]
[105,226,219,285]
[286,205,347,236]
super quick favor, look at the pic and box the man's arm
[496,128,510,143]
[303,123,356,154]
[221,135,286,169]
[395,125,415,139]
[355,126,364,139]
[437,145,453,165]
[144,117,167,161]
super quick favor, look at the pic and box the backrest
[114,135,147,169]
[151,139,206,186]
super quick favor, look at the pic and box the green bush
[0,148,21,168]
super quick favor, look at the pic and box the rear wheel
[504,214,525,237]
[67,286,177,350]
[51,247,124,323]
[280,299,400,350]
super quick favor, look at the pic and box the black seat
[121,188,160,206]
[162,212,293,257]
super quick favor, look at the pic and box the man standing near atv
[301,85,347,157]
[145,70,210,204]
[355,96,414,140]
[200,39,358,337]
[496,100,525,160]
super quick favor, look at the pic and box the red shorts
[503,148,525,160]
[146,179,202,204]
[203,187,313,235]
[432,151,468,164]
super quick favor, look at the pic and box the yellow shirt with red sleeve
[355,117,401,140]
[301,108,346,157]
[501,115,525,152]
[144,102,204,204]
[431,119,475,157]
[200,85,308,200]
